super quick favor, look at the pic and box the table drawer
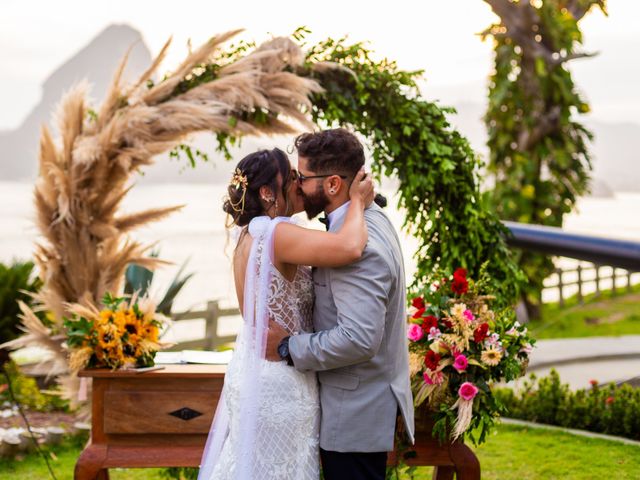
[104,390,219,434]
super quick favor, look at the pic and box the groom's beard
[300,185,330,220]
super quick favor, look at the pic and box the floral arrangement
[407,266,534,444]
[64,293,171,373]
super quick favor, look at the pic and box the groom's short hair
[295,128,364,175]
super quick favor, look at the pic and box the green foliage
[169,144,210,169]
[483,1,606,312]
[300,35,524,303]
[0,361,68,412]
[124,255,194,316]
[495,369,640,441]
[162,29,524,304]
[0,261,42,345]
[160,467,198,480]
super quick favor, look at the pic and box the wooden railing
[169,300,240,351]
[543,263,636,307]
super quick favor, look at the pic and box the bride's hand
[349,168,375,207]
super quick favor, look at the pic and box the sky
[0,0,637,130]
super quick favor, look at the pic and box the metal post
[627,270,633,293]
[594,265,601,298]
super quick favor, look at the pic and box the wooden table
[75,365,479,479]
[75,365,225,480]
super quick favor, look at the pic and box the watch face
[278,342,289,359]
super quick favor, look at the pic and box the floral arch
[8,29,521,404]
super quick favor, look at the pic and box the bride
[198,147,373,479]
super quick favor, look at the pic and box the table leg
[74,444,109,480]
[433,465,455,480]
[450,442,480,480]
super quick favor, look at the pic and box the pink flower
[407,324,424,342]
[458,382,479,401]
[423,370,444,385]
[428,327,442,341]
[519,343,533,355]
[453,354,468,372]
[463,309,475,322]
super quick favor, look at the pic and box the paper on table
[155,350,233,365]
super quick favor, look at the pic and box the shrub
[0,361,69,412]
[0,261,42,349]
[495,370,640,441]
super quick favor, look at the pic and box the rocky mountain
[0,24,152,180]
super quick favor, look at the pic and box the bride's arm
[274,169,374,268]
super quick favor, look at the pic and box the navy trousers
[320,448,387,480]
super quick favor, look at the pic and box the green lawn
[531,287,640,339]
[3,424,640,480]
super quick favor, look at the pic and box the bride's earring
[262,196,276,217]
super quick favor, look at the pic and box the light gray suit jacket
[289,203,415,452]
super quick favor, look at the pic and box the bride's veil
[198,216,288,479]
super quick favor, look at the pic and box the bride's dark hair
[223,148,291,227]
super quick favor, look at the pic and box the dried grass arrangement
[1,30,323,407]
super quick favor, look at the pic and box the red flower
[606,396,615,405]
[412,307,426,319]
[453,268,467,280]
[0,384,7,394]
[451,276,468,295]
[589,379,598,387]
[441,318,453,330]
[412,297,425,310]
[422,315,438,332]
[424,350,441,370]
[473,323,489,343]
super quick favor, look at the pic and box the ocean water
[1,181,639,341]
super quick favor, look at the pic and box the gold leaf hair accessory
[229,168,248,214]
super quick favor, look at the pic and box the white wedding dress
[199,217,320,480]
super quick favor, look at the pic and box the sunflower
[108,309,123,330]
[481,347,503,366]
[123,313,141,336]
[97,321,120,349]
[98,309,114,325]
[103,343,125,369]
[142,324,159,342]
[122,342,137,358]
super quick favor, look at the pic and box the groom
[266,128,414,480]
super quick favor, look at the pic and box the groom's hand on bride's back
[265,320,289,362]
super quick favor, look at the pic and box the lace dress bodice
[205,228,320,480]
[262,238,314,335]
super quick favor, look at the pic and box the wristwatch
[277,336,294,366]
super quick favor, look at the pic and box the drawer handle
[169,407,203,421]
